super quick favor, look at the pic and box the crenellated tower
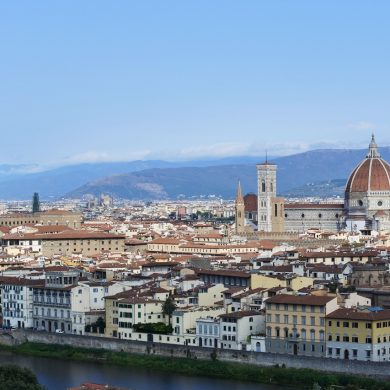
[235,181,245,234]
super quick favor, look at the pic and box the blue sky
[1,1,389,166]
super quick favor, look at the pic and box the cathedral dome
[345,135,390,193]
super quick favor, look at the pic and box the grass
[1,342,390,390]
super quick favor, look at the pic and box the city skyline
[1,1,390,165]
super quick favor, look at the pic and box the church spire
[367,133,380,158]
[236,181,244,203]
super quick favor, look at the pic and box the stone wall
[6,330,390,379]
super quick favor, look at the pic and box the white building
[1,277,44,329]
[219,311,265,350]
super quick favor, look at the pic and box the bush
[132,322,173,334]
[0,365,44,390]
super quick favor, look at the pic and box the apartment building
[326,307,390,362]
[265,294,338,357]
[32,269,81,333]
[0,277,44,328]
[219,311,265,350]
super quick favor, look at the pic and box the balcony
[33,299,70,308]
[287,333,300,342]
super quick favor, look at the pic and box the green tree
[0,365,45,390]
[32,193,40,213]
[162,296,176,326]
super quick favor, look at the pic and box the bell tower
[257,162,277,232]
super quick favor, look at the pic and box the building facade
[265,294,338,357]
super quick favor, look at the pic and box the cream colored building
[265,293,338,357]
[2,229,125,257]
[0,210,82,228]
[251,273,314,291]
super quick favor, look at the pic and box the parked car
[55,329,64,334]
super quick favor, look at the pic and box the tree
[32,192,40,213]
[162,296,176,326]
[0,365,45,390]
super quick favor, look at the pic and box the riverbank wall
[3,330,390,379]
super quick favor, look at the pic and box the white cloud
[57,149,153,165]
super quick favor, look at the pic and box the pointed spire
[236,181,244,203]
[367,133,380,158]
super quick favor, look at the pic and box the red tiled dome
[346,136,390,193]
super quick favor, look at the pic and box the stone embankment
[3,330,390,379]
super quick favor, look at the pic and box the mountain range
[1,147,389,200]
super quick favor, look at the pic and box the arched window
[275,204,278,217]
[261,180,266,192]
[270,182,273,192]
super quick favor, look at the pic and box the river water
[0,351,286,390]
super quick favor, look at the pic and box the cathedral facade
[235,135,390,233]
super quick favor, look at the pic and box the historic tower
[235,181,245,234]
[257,162,277,232]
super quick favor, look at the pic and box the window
[352,336,358,343]
[301,316,306,325]
[328,348,333,355]
[366,337,372,344]
[343,322,349,328]
[328,320,332,326]
[366,323,372,329]
[343,336,350,342]
[336,348,340,356]
[328,334,332,341]
[310,317,315,326]
[284,315,288,324]
[352,322,358,329]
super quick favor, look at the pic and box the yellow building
[326,307,390,362]
[251,274,314,290]
[265,294,338,357]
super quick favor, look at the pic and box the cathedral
[235,135,390,233]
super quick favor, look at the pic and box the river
[0,351,286,390]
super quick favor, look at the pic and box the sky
[1,1,390,167]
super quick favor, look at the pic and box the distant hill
[283,179,347,198]
[0,146,389,200]
[66,147,390,200]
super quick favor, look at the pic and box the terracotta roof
[220,310,262,319]
[285,203,344,210]
[197,269,251,278]
[244,193,257,212]
[327,307,390,321]
[346,157,390,193]
[266,293,336,306]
